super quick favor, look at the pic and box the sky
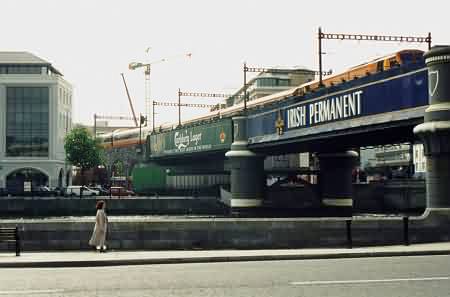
[2,0,447,127]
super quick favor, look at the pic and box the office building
[0,52,72,193]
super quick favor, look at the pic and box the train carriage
[99,49,425,150]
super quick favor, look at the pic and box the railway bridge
[144,46,450,215]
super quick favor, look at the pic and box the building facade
[226,68,315,107]
[0,52,72,193]
[413,143,427,178]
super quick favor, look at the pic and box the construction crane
[128,52,192,129]
[120,73,138,127]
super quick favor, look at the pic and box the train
[298,49,424,93]
[98,128,146,149]
[98,49,425,150]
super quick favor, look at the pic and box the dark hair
[96,200,105,210]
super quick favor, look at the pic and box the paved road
[1,255,449,296]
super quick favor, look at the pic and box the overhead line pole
[243,62,332,109]
[178,88,181,127]
[319,27,324,86]
[152,100,156,133]
[318,27,432,86]
[243,62,247,113]
[152,101,217,108]
[244,67,331,75]
[178,90,244,113]
[152,100,217,131]
[178,91,237,98]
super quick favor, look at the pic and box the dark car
[33,186,58,197]
[89,185,109,196]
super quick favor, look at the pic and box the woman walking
[89,200,108,252]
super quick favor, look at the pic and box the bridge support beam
[225,116,265,213]
[414,46,450,208]
[317,151,358,215]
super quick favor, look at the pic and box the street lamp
[139,114,147,153]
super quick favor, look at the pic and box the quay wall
[0,209,449,251]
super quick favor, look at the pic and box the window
[6,87,49,157]
[257,78,290,87]
[278,79,290,87]
[1,65,41,74]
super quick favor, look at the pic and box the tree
[64,127,103,185]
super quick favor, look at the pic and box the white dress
[89,209,108,247]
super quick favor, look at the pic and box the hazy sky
[2,0,447,127]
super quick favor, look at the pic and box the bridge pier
[225,116,265,213]
[317,151,358,215]
[414,46,450,208]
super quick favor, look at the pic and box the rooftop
[0,51,62,75]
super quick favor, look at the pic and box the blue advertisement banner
[247,68,428,140]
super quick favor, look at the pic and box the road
[0,255,449,296]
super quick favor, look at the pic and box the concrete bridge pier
[317,151,358,215]
[225,116,265,214]
[414,46,450,208]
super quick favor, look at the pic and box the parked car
[65,186,99,197]
[0,188,8,197]
[89,185,109,196]
[110,186,135,197]
[34,186,58,197]
[52,187,66,196]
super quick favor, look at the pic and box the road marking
[291,276,450,286]
[0,289,65,295]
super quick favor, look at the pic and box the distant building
[80,122,135,138]
[0,52,72,193]
[360,144,421,180]
[222,68,316,171]
[226,68,315,107]
[413,143,427,178]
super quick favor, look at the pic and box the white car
[65,186,99,197]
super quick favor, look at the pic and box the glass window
[5,65,41,74]
[278,79,290,87]
[6,87,49,157]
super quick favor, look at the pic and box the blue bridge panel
[248,65,428,143]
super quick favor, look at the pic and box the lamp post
[178,88,182,127]
[243,62,248,113]
[93,113,97,139]
[152,101,156,133]
[139,114,146,153]
[318,27,324,87]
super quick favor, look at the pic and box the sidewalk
[1,242,450,268]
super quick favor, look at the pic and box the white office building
[0,52,73,193]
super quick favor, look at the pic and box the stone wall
[0,209,449,251]
[0,197,227,217]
